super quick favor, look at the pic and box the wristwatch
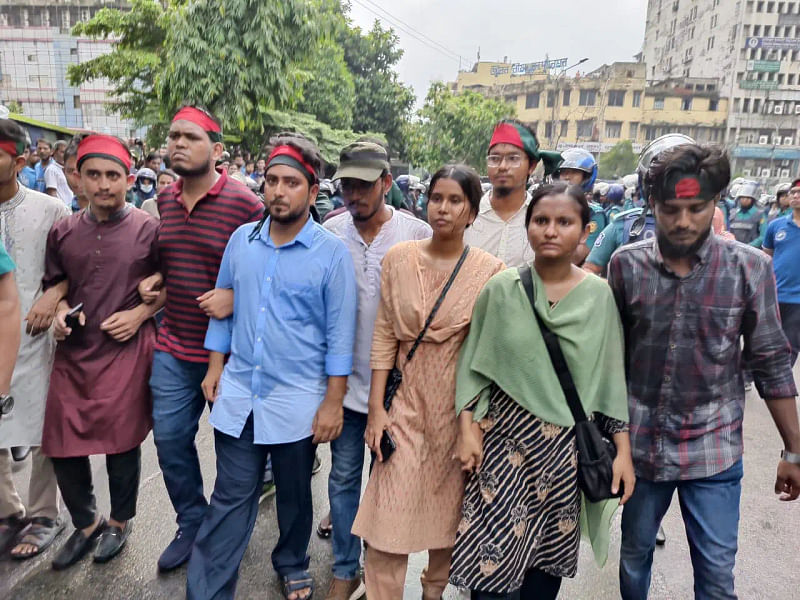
[0,393,13,415]
[780,450,800,465]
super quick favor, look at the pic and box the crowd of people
[0,105,798,600]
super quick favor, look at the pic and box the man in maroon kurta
[41,135,163,570]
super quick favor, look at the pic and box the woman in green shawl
[449,182,635,599]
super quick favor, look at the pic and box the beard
[493,185,514,198]
[657,224,711,259]
[268,202,308,224]
[351,202,383,222]
[172,158,212,178]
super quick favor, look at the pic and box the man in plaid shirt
[608,144,800,600]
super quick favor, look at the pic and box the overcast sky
[347,0,648,107]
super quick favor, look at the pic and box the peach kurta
[352,240,504,554]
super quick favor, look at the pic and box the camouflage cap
[332,142,390,182]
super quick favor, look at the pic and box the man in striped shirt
[138,106,263,572]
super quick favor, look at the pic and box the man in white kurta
[0,119,70,558]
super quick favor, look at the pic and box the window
[653,97,665,109]
[27,54,36,62]
[789,73,797,85]
[560,120,568,137]
[525,92,539,109]
[607,90,625,107]
[632,90,642,107]
[70,48,77,57]
[506,95,517,105]
[73,96,80,109]
[547,90,556,108]
[743,98,751,112]
[579,89,596,106]
[576,119,595,138]
[562,89,571,106]
[645,126,657,141]
[629,122,639,139]
[682,98,692,110]
[709,98,718,111]
[605,121,622,138]
[710,13,718,28]
[545,121,554,139]
[707,36,715,50]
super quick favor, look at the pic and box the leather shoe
[52,518,106,570]
[11,446,31,462]
[94,520,132,563]
[157,528,195,572]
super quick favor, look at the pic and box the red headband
[267,145,317,183]
[77,134,132,172]
[489,123,524,151]
[675,177,701,199]
[0,141,20,158]
[172,106,222,135]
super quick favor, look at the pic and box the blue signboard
[733,146,800,160]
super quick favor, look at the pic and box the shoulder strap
[405,245,470,363]
[518,266,588,423]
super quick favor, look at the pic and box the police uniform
[728,205,767,246]
[585,202,609,249]
[586,206,656,269]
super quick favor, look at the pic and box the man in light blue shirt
[186,133,356,600]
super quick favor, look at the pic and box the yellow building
[452,61,729,155]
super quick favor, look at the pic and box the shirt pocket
[276,281,319,324]
[699,305,743,365]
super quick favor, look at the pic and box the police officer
[554,147,607,265]
[585,133,695,275]
[769,182,793,223]
[728,180,767,247]
[606,183,626,219]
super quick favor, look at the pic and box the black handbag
[519,266,622,503]
[383,245,471,411]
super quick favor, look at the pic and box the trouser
[779,302,800,367]
[0,447,59,521]
[469,568,562,600]
[619,459,742,600]
[363,546,452,600]
[186,414,315,600]
[51,446,141,530]
[150,350,209,534]
[329,407,368,579]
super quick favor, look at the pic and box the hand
[201,363,223,403]
[612,451,636,505]
[138,273,163,304]
[25,294,59,336]
[775,459,800,501]
[100,307,145,343]
[53,306,85,341]
[365,408,393,462]
[197,288,234,319]
[456,420,484,474]
[312,398,343,444]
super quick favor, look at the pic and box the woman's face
[426,177,476,239]
[526,193,588,259]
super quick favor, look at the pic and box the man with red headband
[0,118,69,561]
[186,133,356,600]
[464,119,561,267]
[40,134,163,569]
[137,105,263,572]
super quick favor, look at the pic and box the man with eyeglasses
[464,119,561,267]
[763,177,800,367]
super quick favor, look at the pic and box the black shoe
[94,520,132,563]
[11,446,31,462]
[52,518,106,570]
[0,515,29,554]
[157,528,195,572]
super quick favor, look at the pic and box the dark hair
[158,169,178,183]
[646,144,730,204]
[0,119,28,152]
[36,137,52,149]
[146,151,161,163]
[53,139,68,152]
[428,164,483,217]
[490,118,538,167]
[245,159,255,167]
[525,182,591,227]
[264,131,322,182]
[64,133,92,163]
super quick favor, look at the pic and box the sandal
[11,516,66,560]
[281,571,314,600]
[315,519,332,540]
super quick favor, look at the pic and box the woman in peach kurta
[352,165,504,600]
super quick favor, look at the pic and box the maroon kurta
[41,206,159,457]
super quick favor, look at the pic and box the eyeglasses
[487,154,523,168]
[789,188,800,196]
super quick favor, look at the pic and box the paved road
[3,363,799,599]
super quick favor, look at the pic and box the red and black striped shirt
[155,169,264,363]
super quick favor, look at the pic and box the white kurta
[0,186,70,447]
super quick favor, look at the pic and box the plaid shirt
[608,233,797,482]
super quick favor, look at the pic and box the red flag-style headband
[0,140,21,158]
[489,123,525,151]
[77,134,132,172]
[267,145,317,184]
[172,106,223,142]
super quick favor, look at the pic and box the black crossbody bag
[519,266,622,503]
[383,245,471,412]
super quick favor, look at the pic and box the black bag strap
[405,245,470,363]
[518,266,588,424]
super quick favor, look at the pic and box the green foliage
[296,41,355,130]
[406,82,515,173]
[5,101,23,114]
[598,140,638,179]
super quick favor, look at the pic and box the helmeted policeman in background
[728,180,767,247]
[605,183,626,219]
[769,182,793,223]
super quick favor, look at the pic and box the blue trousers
[150,350,209,534]
[619,459,743,600]
[186,414,315,600]
[328,407,368,579]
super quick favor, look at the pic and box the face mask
[140,183,153,194]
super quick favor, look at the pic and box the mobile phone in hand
[379,430,396,461]
[64,302,84,330]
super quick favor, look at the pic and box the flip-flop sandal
[282,571,314,600]
[11,516,65,560]
[315,521,332,539]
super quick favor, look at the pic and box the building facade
[0,1,140,138]
[642,0,800,183]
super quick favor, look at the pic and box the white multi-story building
[642,0,800,183]
[0,1,141,138]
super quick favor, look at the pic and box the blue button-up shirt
[205,215,357,444]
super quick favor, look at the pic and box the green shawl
[455,267,629,566]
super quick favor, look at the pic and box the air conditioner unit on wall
[772,135,782,145]
[742,169,752,177]
[774,104,784,114]
[781,168,791,178]
[784,137,794,146]
[782,160,791,166]
[795,105,800,115]
[759,135,770,144]
[760,168,771,178]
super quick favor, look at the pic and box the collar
[479,189,532,214]
[652,228,716,270]
[0,185,26,213]
[256,214,316,248]
[85,203,131,223]
[174,168,227,204]
[345,206,396,245]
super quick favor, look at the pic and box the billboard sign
[745,37,800,50]
[746,60,781,72]
[740,79,779,90]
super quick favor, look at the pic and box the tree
[406,83,515,173]
[296,40,356,130]
[597,140,638,179]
